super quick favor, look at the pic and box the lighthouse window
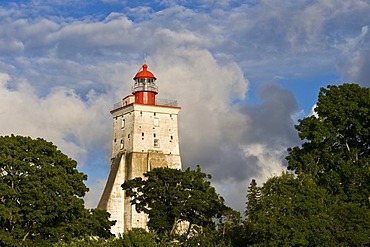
[154,139,160,148]
[121,119,125,128]
[154,117,159,127]
[120,140,124,149]
[153,133,156,138]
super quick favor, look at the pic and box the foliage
[330,202,370,246]
[178,227,231,247]
[287,83,370,204]
[0,135,114,246]
[122,166,227,235]
[54,228,234,247]
[78,208,115,239]
[245,172,334,246]
[245,179,260,221]
[244,84,370,246]
[54,229,156,247]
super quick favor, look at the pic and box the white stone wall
[97,153,126,235]
[111,104,181,159]
[100,102,182,235]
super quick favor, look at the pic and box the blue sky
[0,0,369,213]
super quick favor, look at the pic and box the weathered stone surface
[98,103,182,235]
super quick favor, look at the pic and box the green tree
[242,84,370,246]
[245,179,260,221]
[284,83,370,245]
[330,202,370,246]
[122,166,226,236]
[0,135,114,246]
[245,173,333,246]
[287,83,370,204]
[120,228,157,247]
[54,229,157,247]
[218,207,246,247]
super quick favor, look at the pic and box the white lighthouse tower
[98,64,182,235]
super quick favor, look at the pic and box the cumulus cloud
[336,25,370,86]
[1,0,370,211]
[0,73,111,165]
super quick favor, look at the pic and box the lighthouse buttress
[97,64,182,235]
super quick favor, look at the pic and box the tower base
[98,151,181,235]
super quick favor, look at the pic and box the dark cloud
[241,84,300,147]
[354,50,370,86]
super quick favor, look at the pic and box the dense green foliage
[122,166,227,235]
[54,228,156,247]
[287,83,370,204]
[53,227,234,247]
[0,135,114,246]
[244,84,370,246]
[245,173,334,246]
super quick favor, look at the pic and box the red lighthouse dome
[132,64,158,105]
[134,64,157,80]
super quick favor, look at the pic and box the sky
[0,0,369,213]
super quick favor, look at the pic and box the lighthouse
[98,64,182,235]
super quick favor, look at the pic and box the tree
[122,166,226,235]
[284,83,370,245]
[287,84,370,204]
[54,229,157,247]
[0,135,114,246]
[242,84,370,246]
[245,179,260,222]
[245,173,334,246]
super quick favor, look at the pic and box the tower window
[154,139,160,148]
[128,134,130,139]
[153,133,156,138]
[121,119,125,128]
[120,140,124,149]
[154,117,159,127]
[154,112,156,116]
[170,136,173,142]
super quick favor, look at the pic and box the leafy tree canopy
[245,173,334,246]
[244,84,370,246]
[0,135,114,246]
[122,166,227,235]
[287,83,370,204]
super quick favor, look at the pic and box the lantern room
[132,64,158,105]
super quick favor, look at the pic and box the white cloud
[0,73,112,167]
[1,0,370,212]
[242,143,285,182]
[309,104,318,118]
